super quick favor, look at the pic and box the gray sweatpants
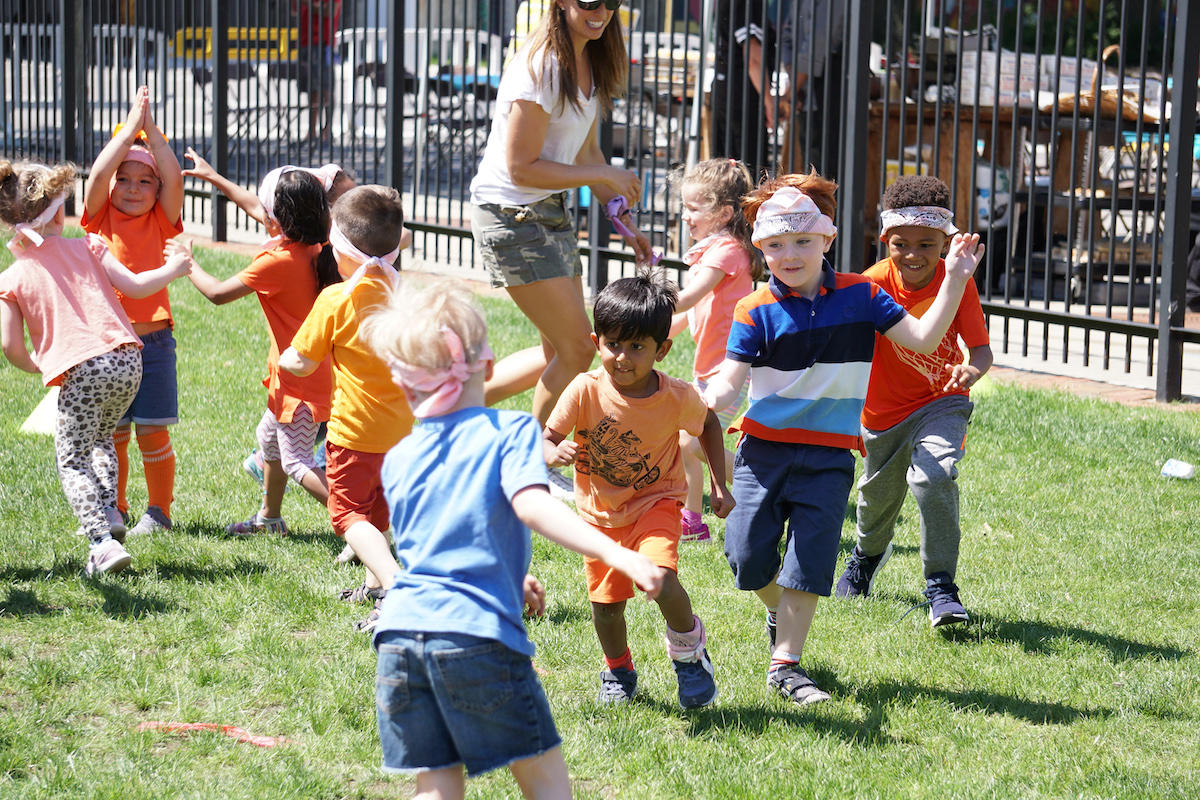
[854,394,973,580]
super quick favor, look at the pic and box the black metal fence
[2,0,1197,399]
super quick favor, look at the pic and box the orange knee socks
[113,427,131,516]
[137,429,175,518]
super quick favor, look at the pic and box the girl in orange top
[667,159,763,542]
[82,86,185,536]
[173,170,341,535]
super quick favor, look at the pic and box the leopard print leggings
[55,343,141,541]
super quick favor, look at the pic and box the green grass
[1,238,1198,798]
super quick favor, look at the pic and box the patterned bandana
[878,205,958,241]
[7,193,67,254]
[750,186,837,244]
[385,329,495,418]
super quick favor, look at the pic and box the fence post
[384,2,406,192]
[1157,0,1200,401]
[589,118,615,295]
[838,0,873,273]
[59,0,76,204]
[211,1,228,242]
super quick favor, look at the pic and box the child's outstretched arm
[141,98,184,224]
[279,346,318,377]
[85,86,149,218]
[182,147,270,228]
[669,265,725,336]
[702,358,751,413]
[943,343,994,392]
[166,239,254,305]
[0,300,37,373]
[697,409,735,518]
[101,238,191,298]
[511,486,665,599]
[542,426,580,468]
[884,233,985,355]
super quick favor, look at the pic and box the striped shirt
[726,263,906,452]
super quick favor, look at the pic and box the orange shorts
[585,498,681,604]
[325,443,389,537]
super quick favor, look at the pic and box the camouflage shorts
[470,193,583,288]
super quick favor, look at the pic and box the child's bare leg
[414,765,466,800]
[652,569,695,633]
[509,746,571,800]
[344,520,390,589]
[774,586,818,659]
[295,467,329,503]
[590,600,629,659]
[484,345,547,406]
[680,434,705,513]
[260,458,288,518]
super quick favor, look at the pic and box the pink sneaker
[85,538,131,577]
[680,510,711,543]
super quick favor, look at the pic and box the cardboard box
[957,50,1098,107]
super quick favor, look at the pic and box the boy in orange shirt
[835,176,992,627]
[544,271,734,708]
[82,86,185,535]
[280,185,412,629]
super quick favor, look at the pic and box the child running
[279,185,412,627]
[169,168,342,535]
[669,158,763,542]
[0,160,189,575]
[702,171,983,705]
[835,175,992,626]
[355,279,664,800]
[81,86,185,536]
[543,271,734,708]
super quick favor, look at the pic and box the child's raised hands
[181,147,217,182]
[944,232,985,283]
[121,86,150,140]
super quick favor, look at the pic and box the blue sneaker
[598,666,638,704]
[835,543,893,598]
[242,449,264,485]
[925,572,969,627]
[672,649,718,709]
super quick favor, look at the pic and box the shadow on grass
[87,579,174,618]
[545,604,593,625]
[148,558,270,582]
[947,609,1189,663]
[0,587,61,617]
[844,677,1113,726]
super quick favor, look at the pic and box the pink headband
[879,205,959,240]
[120,145,159,178]
[7,193,66,254]
[385,329,495,418]
[751,186,837,244]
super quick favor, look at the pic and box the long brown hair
[0,161,76,227]
[523,2,627,116]
[679,158,765,280]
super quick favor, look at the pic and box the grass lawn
[1,236,1198,799]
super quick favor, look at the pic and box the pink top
[683,234,754,382]
[0,234,140,386]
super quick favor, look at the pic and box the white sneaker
[85,538,131,577]
[128,506,172,536]
[547,468,575,501]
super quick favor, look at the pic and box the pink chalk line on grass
[136,721,292,748]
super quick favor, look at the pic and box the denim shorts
[120,327,178,426]
[723,437,855,595]
[375,630,561,777]
[470,193,582,288]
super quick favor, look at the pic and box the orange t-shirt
[290,272,412,453]
[239,241,333,424]
[545,369,708,528]
[683,234,754,382]
[81,199,183,325]
[862,257,990,431]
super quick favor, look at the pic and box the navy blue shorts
[375,631,560,777]
[723,437,855,596]
[120,328,178,426]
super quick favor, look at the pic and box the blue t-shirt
[373,407,550,657]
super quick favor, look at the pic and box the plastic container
[1160,459,1196,479]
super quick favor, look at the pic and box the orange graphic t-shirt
[545,369,708,528]
[862,257,989,431]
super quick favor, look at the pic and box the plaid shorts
[470,193,582,288]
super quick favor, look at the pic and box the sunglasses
[575,0,621,10]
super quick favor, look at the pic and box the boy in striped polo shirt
[703,171,983,705]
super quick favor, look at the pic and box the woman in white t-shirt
[469,0,653,424]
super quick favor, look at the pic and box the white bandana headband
[385,328,495,418]
[257,163,342,222]
[878,205,958,241]
[7,193,67,254]
[750,186,837,244]
[329,219,402,294]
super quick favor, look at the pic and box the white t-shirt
[469,45,599,206]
